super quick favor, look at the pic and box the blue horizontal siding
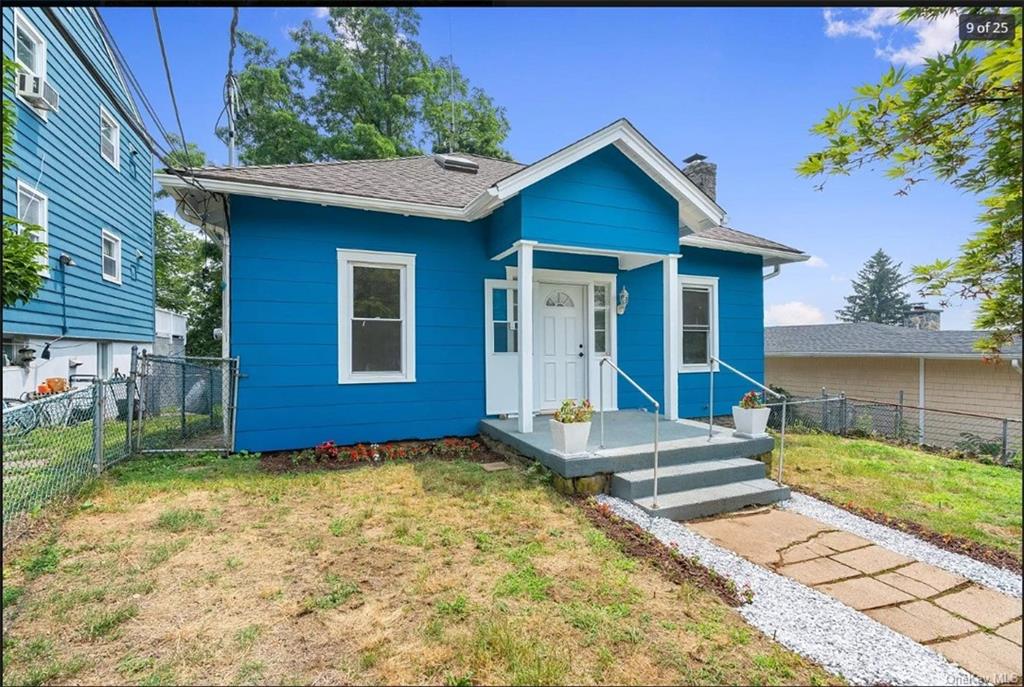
[678,247,765,418]
[230,196,505,452]
[521,146,679,254]
[2,7,154,342]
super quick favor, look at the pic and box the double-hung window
[14,10,47,117]
[679,275,719,372]
[100,106,120,169]
[16,181,49,275]
[338,249,416,383]
[101,229,122,283]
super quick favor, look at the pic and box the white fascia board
[680,234,809,265]
[487,120,726,226]
[765,352,995,360]
[155,173,470,221]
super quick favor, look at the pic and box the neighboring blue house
[159,120,807,454]
[2,7,153,396]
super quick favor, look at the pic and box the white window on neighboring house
[338,249,416,384]
[16,180,49,276]
[97,342,113,379]
[14,10,47,117]
[101,229,122,284]
[99,106,120,169]
[679,275,719,373]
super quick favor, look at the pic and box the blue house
[159,120,808,518]
[2,7,153,396]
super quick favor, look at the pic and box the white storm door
[484,279,519,415]
[534,283,587,411]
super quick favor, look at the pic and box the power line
[152,8,193,174]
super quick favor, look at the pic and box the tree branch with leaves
[798,7,1022,352]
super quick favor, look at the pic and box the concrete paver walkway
[690,509,1022,684]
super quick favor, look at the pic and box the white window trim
[13,9,48,121]
[16,180,49,277]
[337,249,416,384]
[99,105,121,170]
[101,229,122,284]
[678,274,720,373]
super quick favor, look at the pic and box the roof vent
[434,153,479,174]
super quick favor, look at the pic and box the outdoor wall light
[617,287,630,315]
[59,253,76,267]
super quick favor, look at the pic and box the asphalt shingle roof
[765,323,1022,357]
[684,225,803,255]
[184,154,526,209]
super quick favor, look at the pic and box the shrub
[738,391,763,410]
[553,399,593,423]
[314,440,339,461]
[432,437,482,460]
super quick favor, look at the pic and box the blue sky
[100,6,981,330]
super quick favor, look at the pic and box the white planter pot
[550,419,592,456]
[732,406,771,438]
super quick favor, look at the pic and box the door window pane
[353,266,400,318]
[352,320,402,372]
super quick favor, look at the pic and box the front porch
[480,410,789,520]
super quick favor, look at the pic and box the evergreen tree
[837,249,911,324]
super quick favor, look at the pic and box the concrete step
[631,479,791,521]
[589,434,774,477]
[611,458,768,500]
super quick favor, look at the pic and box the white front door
[534,283,587,411]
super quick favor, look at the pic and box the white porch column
[517,241,536,433]
[662,254,680,421]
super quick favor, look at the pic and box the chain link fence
[2,378,132,542]
[136,354,238,453]
[2,348,239,546]
[765,391,1022,467]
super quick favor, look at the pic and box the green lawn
[2,453,836,686]
[773,433,1022,556]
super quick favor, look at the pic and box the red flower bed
[261,436,494,474]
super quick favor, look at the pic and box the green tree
[2,57,47,308]
[798,7,1022,352]
[837,249,911,325]
[233,8,510,164]
[152,211,222,357]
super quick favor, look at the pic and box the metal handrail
[707,355,788,486]
[599,357,662,508]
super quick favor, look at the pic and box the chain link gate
[134,352,239,454]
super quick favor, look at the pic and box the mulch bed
[799,487,1023,574]
[259,437,508,474]
[577,497,747,606]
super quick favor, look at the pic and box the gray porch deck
[479,410,774,478]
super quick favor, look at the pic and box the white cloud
[313,7,330,19]
[765,302,826,326]
[805,255,828,268]
[822,8,958,66]
[829,274,848,283]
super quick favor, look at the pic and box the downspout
[762,264,781,281]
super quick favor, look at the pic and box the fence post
[126,345,138,455]
[181,363,187,439]
[839,392,848,435]
[821,387,827,430]
[209,366,216,429]
[1001,418,1010,465]
[93,382,105,474]
[896,390,904,441]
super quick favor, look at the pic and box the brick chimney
[682,153,717,201]
[901,303,942,331]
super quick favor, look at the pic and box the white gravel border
[596,495,986,687]
[781,492,1022,598]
